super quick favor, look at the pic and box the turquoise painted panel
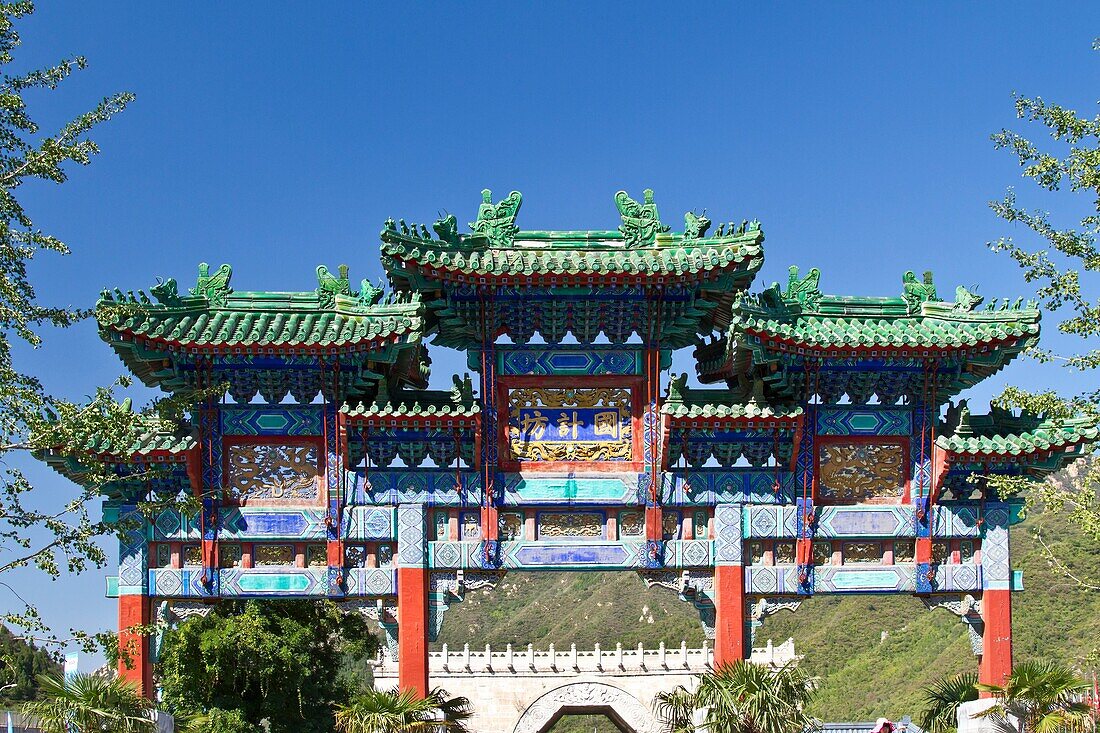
[235,572,314,594]
[502,475,640,504]
[815,566,915,592]
[105,576,119,598]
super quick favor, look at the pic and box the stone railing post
[506,642,514,672]
[485,644,493,672]
[462,643,471,672]
[638,642,646,671]
[594,642,602,671]
[616,642,624,671]
[441,643,449,672]
[659,641,667,670]
[702,640,712,668]
[528,643,535,671]
[549,643,557,672]
[570,643,579,671]
[681,640,689,669]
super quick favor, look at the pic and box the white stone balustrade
[374,637,798,676]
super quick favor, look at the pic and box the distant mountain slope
[436,504,1100,723]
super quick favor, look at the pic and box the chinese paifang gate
[42,189,1099,697]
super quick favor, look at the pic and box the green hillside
[435,503,1100,729]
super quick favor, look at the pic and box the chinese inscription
[508,388,632,462]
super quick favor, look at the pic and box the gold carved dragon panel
[818,442,904,502]
[507,387,632,463]
[226,442,320,502]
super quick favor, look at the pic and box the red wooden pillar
[714,565,746,665]
[118,595,152,695]
[979,589,1012,691]
[397,566,429,696]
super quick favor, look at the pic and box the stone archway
[512,681,661,733]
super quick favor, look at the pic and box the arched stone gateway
[512,682,661,733]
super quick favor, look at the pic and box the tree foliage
[986,40,1100,566]
[0,624,59,704]
[333,687,472,733]
[974,660,1094,733]
[157,600,379,733]
[655,661,819,733]
[0,1,208,663]
[20,672,155,733]
[918,671,979,733]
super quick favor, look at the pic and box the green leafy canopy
[986,38,1100,578]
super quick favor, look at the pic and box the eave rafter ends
[937,401,1099,469]
[96,262,426,356]
[379,188,765,285]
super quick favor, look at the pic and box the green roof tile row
[937,417,1098,457]
[381,231,764,279]
[97,293,423,349]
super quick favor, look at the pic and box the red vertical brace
[118,595,152,695]
[714,565,747,665]
[979,589,1013,691]
[397,566,429,696]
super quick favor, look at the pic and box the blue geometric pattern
[714,504,743,565]
[931,505,982,537]
[221,407,322,436]
[662,471,796,506]
[743,505,799,539]
[982,503,1012,589]
[218,508,328,540]
[117,505,148,595]
[343,506,396,541]
[499,347,641,376]
[349,470,483,506]
[498,540,648,569]
[817,408,911,436]
[397,504,427,567]
[934,563,982,592]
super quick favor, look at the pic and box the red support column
[118,595,152,696]
[979,589,1012,692]
[713,564,747,666]
[397,566,429,697]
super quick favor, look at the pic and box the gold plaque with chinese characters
[507,387,632,462]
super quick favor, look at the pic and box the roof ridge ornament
[682,210,711,241]
[469,189,523,247]
[953,285,984,312]
[615,189,670,245]
[316,264,352,308]
[902,270,940,312]
[783,265,822,310]
[190,263,233,305]
[150,277,183,307]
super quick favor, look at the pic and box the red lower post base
[979,588,1012,693]
[714,565,746,666]
[397,566,429,697]
[118,595,152,696]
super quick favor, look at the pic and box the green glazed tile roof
[937,410,1098,458]
[734,298,1040,351]
[379,188,764,283]
[381,229,765,282]
[341,390,480,422]
[97,264,425,352]
[662,380,803,422]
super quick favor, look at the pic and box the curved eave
[38,445,196,489]
[739,329,1038,358]
[101,322,420,356]
[383,252,763,288]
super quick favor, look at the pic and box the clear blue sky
[7,3,1099,667]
